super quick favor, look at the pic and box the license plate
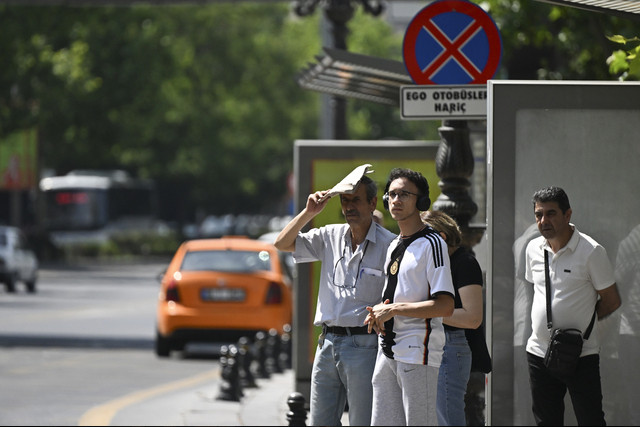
[200,287,245,302]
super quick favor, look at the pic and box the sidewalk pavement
[108,363,350,426]
[167,368,349,426]
[184,369,299,426]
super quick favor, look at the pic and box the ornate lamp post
[432,119,488,426]
[432,119,485,249]
[292,0,384,139]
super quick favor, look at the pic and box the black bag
[465,325,492,373]
[543,328,583,376]
[541,251,595,377]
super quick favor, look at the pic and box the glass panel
[181,250,272,273]
[489,81,640,425]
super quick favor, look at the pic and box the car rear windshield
[180,249,272,273]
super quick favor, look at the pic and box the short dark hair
[532,186,571,213]
[384,167,429,197]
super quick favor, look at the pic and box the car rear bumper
[161,328,271,345]
[156,304,291,339]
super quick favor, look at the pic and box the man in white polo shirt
[525,186,621,425]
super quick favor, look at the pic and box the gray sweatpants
[371,349,439,426]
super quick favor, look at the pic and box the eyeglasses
[385,190,419,201]
[331,240,369,289]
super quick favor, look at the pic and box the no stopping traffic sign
[403,0,502,85]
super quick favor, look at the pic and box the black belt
[322,324,371,336]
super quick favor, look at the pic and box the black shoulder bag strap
[544,250,597,339]
[544,250,553,331]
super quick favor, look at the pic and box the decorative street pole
[432,119,485,249]
[292,0,384,139]
[433,118,487,426]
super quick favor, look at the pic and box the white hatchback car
[0,226,38,293]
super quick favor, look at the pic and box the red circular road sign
[403,0,502,85]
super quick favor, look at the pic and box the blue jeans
[437,328,472,426]
[309,331,378,426]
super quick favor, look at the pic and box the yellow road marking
[77,368,220,426]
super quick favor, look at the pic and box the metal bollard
[280,323,292,370]
[267,328,283,374]
[254,331,271,379]
[286,392,307,426]
[237,336,258,389]
[216,344,243,401]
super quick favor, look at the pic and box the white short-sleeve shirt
[293,222,396,328]
[525,224,615,357]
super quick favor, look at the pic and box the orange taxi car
[155,236,293,357]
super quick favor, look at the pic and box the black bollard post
[216,344,243,402]
[267,328,283,374]
[280,323,292,370]
[237,336,258,389]
[286,392,308,426]
[254,331,271,379]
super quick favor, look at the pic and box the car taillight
[265,282,282,304]
[165,279,180,303]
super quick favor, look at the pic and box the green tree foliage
[1,4,322,220]
[0,4,432,223]
[481,0,638,80]
[6,1,633,226]
[606,35,640,80]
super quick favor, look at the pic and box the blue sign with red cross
[403,0,502,85]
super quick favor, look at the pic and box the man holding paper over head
[275,164,396,426]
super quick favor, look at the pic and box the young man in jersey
[365,167,455,426]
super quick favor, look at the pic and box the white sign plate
[401,85,487,120]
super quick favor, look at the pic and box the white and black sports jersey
[379,226,455,367]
